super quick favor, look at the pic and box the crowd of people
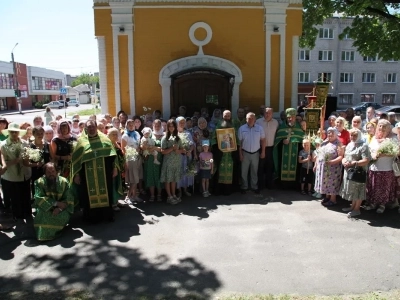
[0,104,399,241]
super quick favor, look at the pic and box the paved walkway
[0,190,399,298]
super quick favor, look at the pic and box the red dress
[337,129,350,146]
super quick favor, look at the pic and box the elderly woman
[366,119,396,213]
[176,116,196,198]
[364,122,376,144]
[324,115,337,131]
[142,119,164,202]
[315,127,344,207]
[335,117,350,147]
[351,116,363,130]
[340,128,370,217]
[193,117,211,155]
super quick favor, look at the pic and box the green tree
[71,73,99,87]
[301,0,400,60]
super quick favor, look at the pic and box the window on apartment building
[318,50,333,61]
[340,73,354,83]
[298,72,310,83]
[363,55,377,62]
[360,94,375,102]
[382,94,396,105]
[31,76,63,90]
[362,73,376,83]
[341,50,355,61]
[0,73,15,89]
[343,33,352,40]
[338,94,353,105]
[298,50,310,61]
[384,73,397,83]
[317,72,332,82]
[319,28,334,39]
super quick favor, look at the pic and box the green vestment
[273,122,304,181]
[34,176,73,241]
[71,132,116,209]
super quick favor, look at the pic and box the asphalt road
[0,104,97,124]
[0,190,399,298]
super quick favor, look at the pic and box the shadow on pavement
[0,239,222,299]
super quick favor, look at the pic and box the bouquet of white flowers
[22,148,43,163]
[125,146,139,161]
[377,139,399,157]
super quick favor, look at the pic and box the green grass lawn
[67,108,100,117]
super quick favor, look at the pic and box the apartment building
[298,17,399,107]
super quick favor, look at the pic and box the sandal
[322,200,337,207]
[308,191,313,196]
[376,205,385,214]
[149,196,155,202]
[156,195,162,202]
[301,190,306,195]
[321,198,330,204]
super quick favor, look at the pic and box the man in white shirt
[362,106,376,131]
[238,113,266,194]
[256,107,279,189]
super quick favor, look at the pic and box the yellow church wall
[94,8,116,115]
[118,35,130,113]
[133,8,266,115]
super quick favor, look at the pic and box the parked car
[68,99,80,107]
[352,102,383,115]
[375,105,400,121]
[43,101,64,109]
[58,100,69,108]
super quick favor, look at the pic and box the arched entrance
[159,55,242,118]
[171,68,234,116]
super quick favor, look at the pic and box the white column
[160,78,171,119]
[112,25,121,114]
[291,36,299,109]
[232,81,242,117]
[265,30,272,107]
[126,24,135,116]
[96,36,108,114]
[279,28,286,112]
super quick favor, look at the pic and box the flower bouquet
[125,146,140,162]
[22,148,43,163]
[377,139,399,157]
[185,159,198,177]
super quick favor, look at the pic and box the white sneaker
[206,191,211,197]
[364,204,377,211]
[203,192,208,198]
[124,197,133,205]
[173,195,182,202]
[347,210,361,218]
[342,207,353,212]
[376,205,385,214]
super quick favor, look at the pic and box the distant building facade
[0,60,66,111]
[298,17,399,107]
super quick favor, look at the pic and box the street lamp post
[11,43,23,114]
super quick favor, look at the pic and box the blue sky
[0,0,98,76]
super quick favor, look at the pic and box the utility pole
[11,43,23,114]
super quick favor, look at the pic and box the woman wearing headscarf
[192,117,211,156]
[50,119,77,178]
[340,128,370,218]
[366,119,396,213]
[209,109,222,132]
[121,119,143,204]
[176,116,196,197]
[314,127,344,207]
[142,119,164,202]
[364,122,376,144]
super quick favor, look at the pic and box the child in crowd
[141,127,161,165]
[298,138,314,195]
[312,137,323,198]
[199,140,213,197]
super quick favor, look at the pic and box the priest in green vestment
[71,120,117,223]
[273,108,304,185]
[34,162,73,241]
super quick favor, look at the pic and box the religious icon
[216,128,237,152]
